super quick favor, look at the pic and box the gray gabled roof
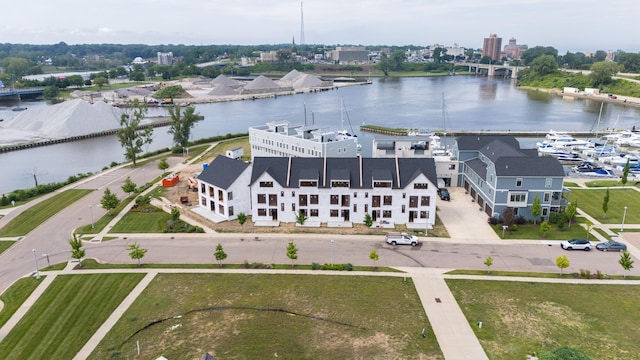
[456,135,520,151]
[250,157,438,189]
[197,155,249,190]
[495,156,565,177]
[465,158,488,180]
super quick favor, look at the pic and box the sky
[1,0,637,54]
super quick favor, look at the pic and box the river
[1,75,639,195]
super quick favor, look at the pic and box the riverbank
[518,85,640,110]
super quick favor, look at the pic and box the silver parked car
[596,241,627,252]
[560,238,592,251]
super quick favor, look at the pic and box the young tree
[585,219,593,239]
[157,158,170,171]
[621,158,630,187]
[619,251,634,279]
[565,201,578,228]
[295,210,308,225]
[502,207,516,227]
[237,212,247,226]
[121,176,137,198]
[101,188,120,215]
[531,194,541,224]
[363,213,373,227]
[540,221,551,238]
[602,188,610,219]
[286,241,298,268]
[556,255,570,276]
[369,248,379,269]
[167,104,199,151]
[484,256,493,274]
[214,243,227,267]
[128,242,148,267]
[69,233,85,266]
[93,76,108,89]
[116,99,153,167]
[171,207,181,222]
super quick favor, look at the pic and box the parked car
[385,232,420,246]
[560,238,592,251]
[438,188,450,201]
[596,241,627,252]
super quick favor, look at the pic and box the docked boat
[573,161,603,173]
[11,105,27,111]
[545,130,572,140]
[548,137,590,148]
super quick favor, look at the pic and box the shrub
[549,212,564,225]
[311,262,321,270]
[515,216,527,225]
[488,216,500,225]
[510,224,518,232]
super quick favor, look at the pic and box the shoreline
[518,86,640,109]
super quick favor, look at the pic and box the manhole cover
[435,298,442,303]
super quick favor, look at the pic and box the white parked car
[385,232,420,246]
[560,238,592,251]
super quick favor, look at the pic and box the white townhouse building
[249,156,439,229]
[195,155,252,222]
[249,121,359,160]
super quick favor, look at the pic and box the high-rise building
[482,34,502,61]
[503,38,528,60]
[157,52,173,65]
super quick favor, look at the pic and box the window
[299,195,308,207]
[341,195,350,207]
[372,195,381,208]
[509,193,526,202]
[354,192,357,198]
[383,210,392,218]
[310,209,318,217]
[414,183,428,189]
[200,184,205,193]
[310,195,319,205]
[260,181,273,187]
[409,196,418,208]
[292,203,296,211]
[331,181,349,187]
[402,205,405,213]
[545,178,553,188]
[365,192,368,198]
[269,194,277,206]
[201,197,206,206]
[218,190,224,201]
[516,178,523,187]
[330,209,339,217]
[374,181,391,188]
[219,204,224,213]
[353,204,357,213]
[364,204,368,213]
[209,186,214,194]
[402,192,406,199]
[544,192,550,202]
[281,203,284,211]
[210,201,215,211]
[449,164,456,170]
[383,196,392,205]
[257,194,266,204]
[281,191,284,197]
[228,192,233,201]
[508,192,528,207]
[330,195,339,205]
[300,180,318,187]
[258,208,267,216]
[421,196,430,206]
[420,211,429,219]
[292,191,295,197]
[542,208,549,216]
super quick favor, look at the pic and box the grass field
[0,240,14,255]
[447,279,640,360]
[0,273,144,359]
[0,189,93,237]
[89,273,442,359]
[0,277,42,329]
[569,188,640,224]
[491,222,589,240]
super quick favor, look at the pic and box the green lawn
[569,188,640,224]
[447,279,640,360]
[491,222,589,240]
[0,273,144,359]
[75,196,135,234]
[0,240,14,254]
[89,274,442,359]
[0,189,93,237]
[0,277,42,329]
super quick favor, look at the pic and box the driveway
[436,187,500,242]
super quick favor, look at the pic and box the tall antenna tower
[300,2,305,45]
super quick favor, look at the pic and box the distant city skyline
[1,0,637,54]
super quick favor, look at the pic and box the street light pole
[42,253,50,267]
[32,248,40,279]
[330,240,335,266]
[89,204,94,229]
[621,206,628,232]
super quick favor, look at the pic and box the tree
[295,210,307,225]
[67,75,84,88]
[69,234,85,265]
[157,158,170,171]
[93,76,108,89]
[540,221,551,238]
[619,251,634,278]
[529,55,559,76]
[167,104,199,150]
[286,241,298,268]
[531,194,541,224]
[369,248,379,269]
[502,207,516,227]
[565,201,578,228]
[602,188,610,219]
[556,254,570,275]
[520,46,558,65]
[171,207,181,222]
[377,53,392,76]
[128,242,148,267]
[42,85,59,101]
[363,213,373,227]
[590,61,620,86]
[214,243,227,267]
[484,256,493,274]
[237,212,247,226]
[538,346,590,360]
[100,188,120,215]
[621,158,630,187]
[121,176,137,198]
[116,99,153,167]
[389,51,406,72]
[585,220,593,239]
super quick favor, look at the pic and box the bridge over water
[0,87,45,101]
[460,63,525,79]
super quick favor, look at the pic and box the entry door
[372,210,379,221]
[409,211,417,223]
[342,210,350,221]
[270,209,278,220]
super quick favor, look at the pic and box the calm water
[1,76,639,194]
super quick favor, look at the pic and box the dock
[359,126,598,138]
